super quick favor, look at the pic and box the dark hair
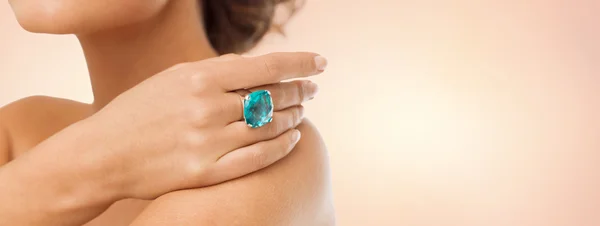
[203,0,300,54]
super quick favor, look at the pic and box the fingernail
[314,56,328,71]
[291,129,302,143]
[297,106,305,122]
[304,81,319,99]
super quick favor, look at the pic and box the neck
[77,1,217,110]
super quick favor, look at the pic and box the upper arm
[0,104,15,165]
[129,119,335,226]
[0,96,91,160]
[0,96,45,164]
[0,124,10,165]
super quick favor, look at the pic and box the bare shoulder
[130,119,335,226]
[0,96,92,159]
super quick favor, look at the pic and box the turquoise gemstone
[243,90,274,128]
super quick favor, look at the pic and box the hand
[82,52,326,200]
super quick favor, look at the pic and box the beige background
[2,1,600,225]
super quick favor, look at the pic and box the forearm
[130,120,336,226]
[0,120,121,226]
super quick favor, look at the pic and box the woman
[0,0,335,225]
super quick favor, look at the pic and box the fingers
[220,80,317,123]
[223,106,304,149]
[219,53,244,60]
[206,129,301,184]
[165,54,243,72]
[211,52,328,91]
[250,80,319,111]
[207,53,244,62]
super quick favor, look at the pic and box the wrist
[51,118,128,209]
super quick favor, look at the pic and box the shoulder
[0,95,90,119]
[0,95,90,125]
[0,96,92,158]
[130,119,335,226]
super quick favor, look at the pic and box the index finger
[212,52,328,91]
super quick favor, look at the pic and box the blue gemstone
[243,90,274,128]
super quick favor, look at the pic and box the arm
[0,103,119,226]
[129,119,336,226]
[0,52,329,226]
[0,124,10,165]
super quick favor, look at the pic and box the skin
[1,0,334,225]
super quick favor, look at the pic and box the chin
[13,15,81,34]
[9,1,77,34]
[9,0,168,34]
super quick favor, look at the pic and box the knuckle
[275,84,286,107]
[201,99,227,119]
[288,114,296,128]
[168,62,189,71]
[221,53,241,58]
[235,122,250,135]
[282,109,293,128]
[262,56,282,79]
[265,120,282,136]
[214,101,229,119]
[291,107,301,124]
[183,157,209,180]
[186,104,211,127]
[172,68,210,93]
[234,123,254,143]
[296,81,306,102]
[180,130,208,150]
[186,73,212,94]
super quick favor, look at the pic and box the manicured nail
[304,81,319,99]
[297,106,305,122]
[291,129,302,143]
[314,56,328,71]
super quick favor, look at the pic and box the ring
[242,89,274,128]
